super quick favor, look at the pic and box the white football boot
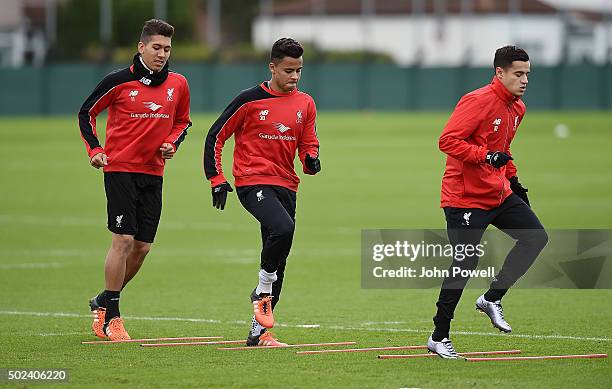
[427,336,460,359]
[476,294,512,333]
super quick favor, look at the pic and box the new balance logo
[116,215,123,228]
[256,190,265,202]
[493,118,502,132]
[274,123,291,133]
[129,90,138,101]
[143,102,163,111]
[463,212,472,226]
[259,110,269,121]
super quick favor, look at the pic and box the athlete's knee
[132,242,151,259]
[112,234,134,253]
[522,228,548,251]
[452,255,479,271]
[533,229,548,251]
[271,220,295,240]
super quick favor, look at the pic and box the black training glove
[509,176,530,206]
[211,182,233,210]
[305,154,321,174]
[486,151,513,168]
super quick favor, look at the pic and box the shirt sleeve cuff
[210,174,227,187]
[88,147,105,159]
[479,148,489,164]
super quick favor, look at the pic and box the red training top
[78,63,191,177]
[204,82,320,192]
[439,77,526,210]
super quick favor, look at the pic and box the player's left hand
[305,154,321,174]
[160,143,175,159]
[509,176,530,206]
[212,182,234,210]
[486,151,513,168]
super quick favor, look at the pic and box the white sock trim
[255,269,277,295]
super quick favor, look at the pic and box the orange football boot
[252,295,275,328]
[252,331,288,347]
[89,297,106,339]
[91,308,106,338]
[104,317,131,341]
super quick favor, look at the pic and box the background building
[0,0,610,114]
[254,0,612,66]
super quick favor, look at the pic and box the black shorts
[104,172,163,243]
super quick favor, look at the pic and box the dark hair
[140,19,174,43]
[494,45,529,69]
[270,38,303,63]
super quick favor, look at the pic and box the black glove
[211,182,233,210]
[305,154,321,174]
[509,176,530,206]
[486,151,513,168]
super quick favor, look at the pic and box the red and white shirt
[78,65,191,176]
[204,82,320,192]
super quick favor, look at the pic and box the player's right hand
[509,176,530,206]
[212,182,234,210]
[485,151,513,168]
[305,154,321,174]
[90,152,108,169]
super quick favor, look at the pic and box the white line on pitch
[0,310,609,342]
[0,262,64,269]
[327,325,612,342]
[0,247,354,260]
[40,332,91,337]
[0,214,356,235]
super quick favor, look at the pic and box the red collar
[261,82,298,97]
[490,76,519,104]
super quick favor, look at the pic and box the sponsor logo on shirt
[258,133,296,141]
[274,123,291,133]
[258,121,296,140]
[144,101,163,111]
[129,101,169,119]
[130,112,170,119]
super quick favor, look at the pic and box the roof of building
[270,0,558,16]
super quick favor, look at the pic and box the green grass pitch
[1,111,611,387]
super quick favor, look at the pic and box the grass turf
[0,111,611,388]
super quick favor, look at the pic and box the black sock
[95,291,107,308]
[432,329,448,342]
[104,290,121,325]
[484,288,506,302]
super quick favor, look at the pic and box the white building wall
[253,15,567,66]
[593,23,612,63]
